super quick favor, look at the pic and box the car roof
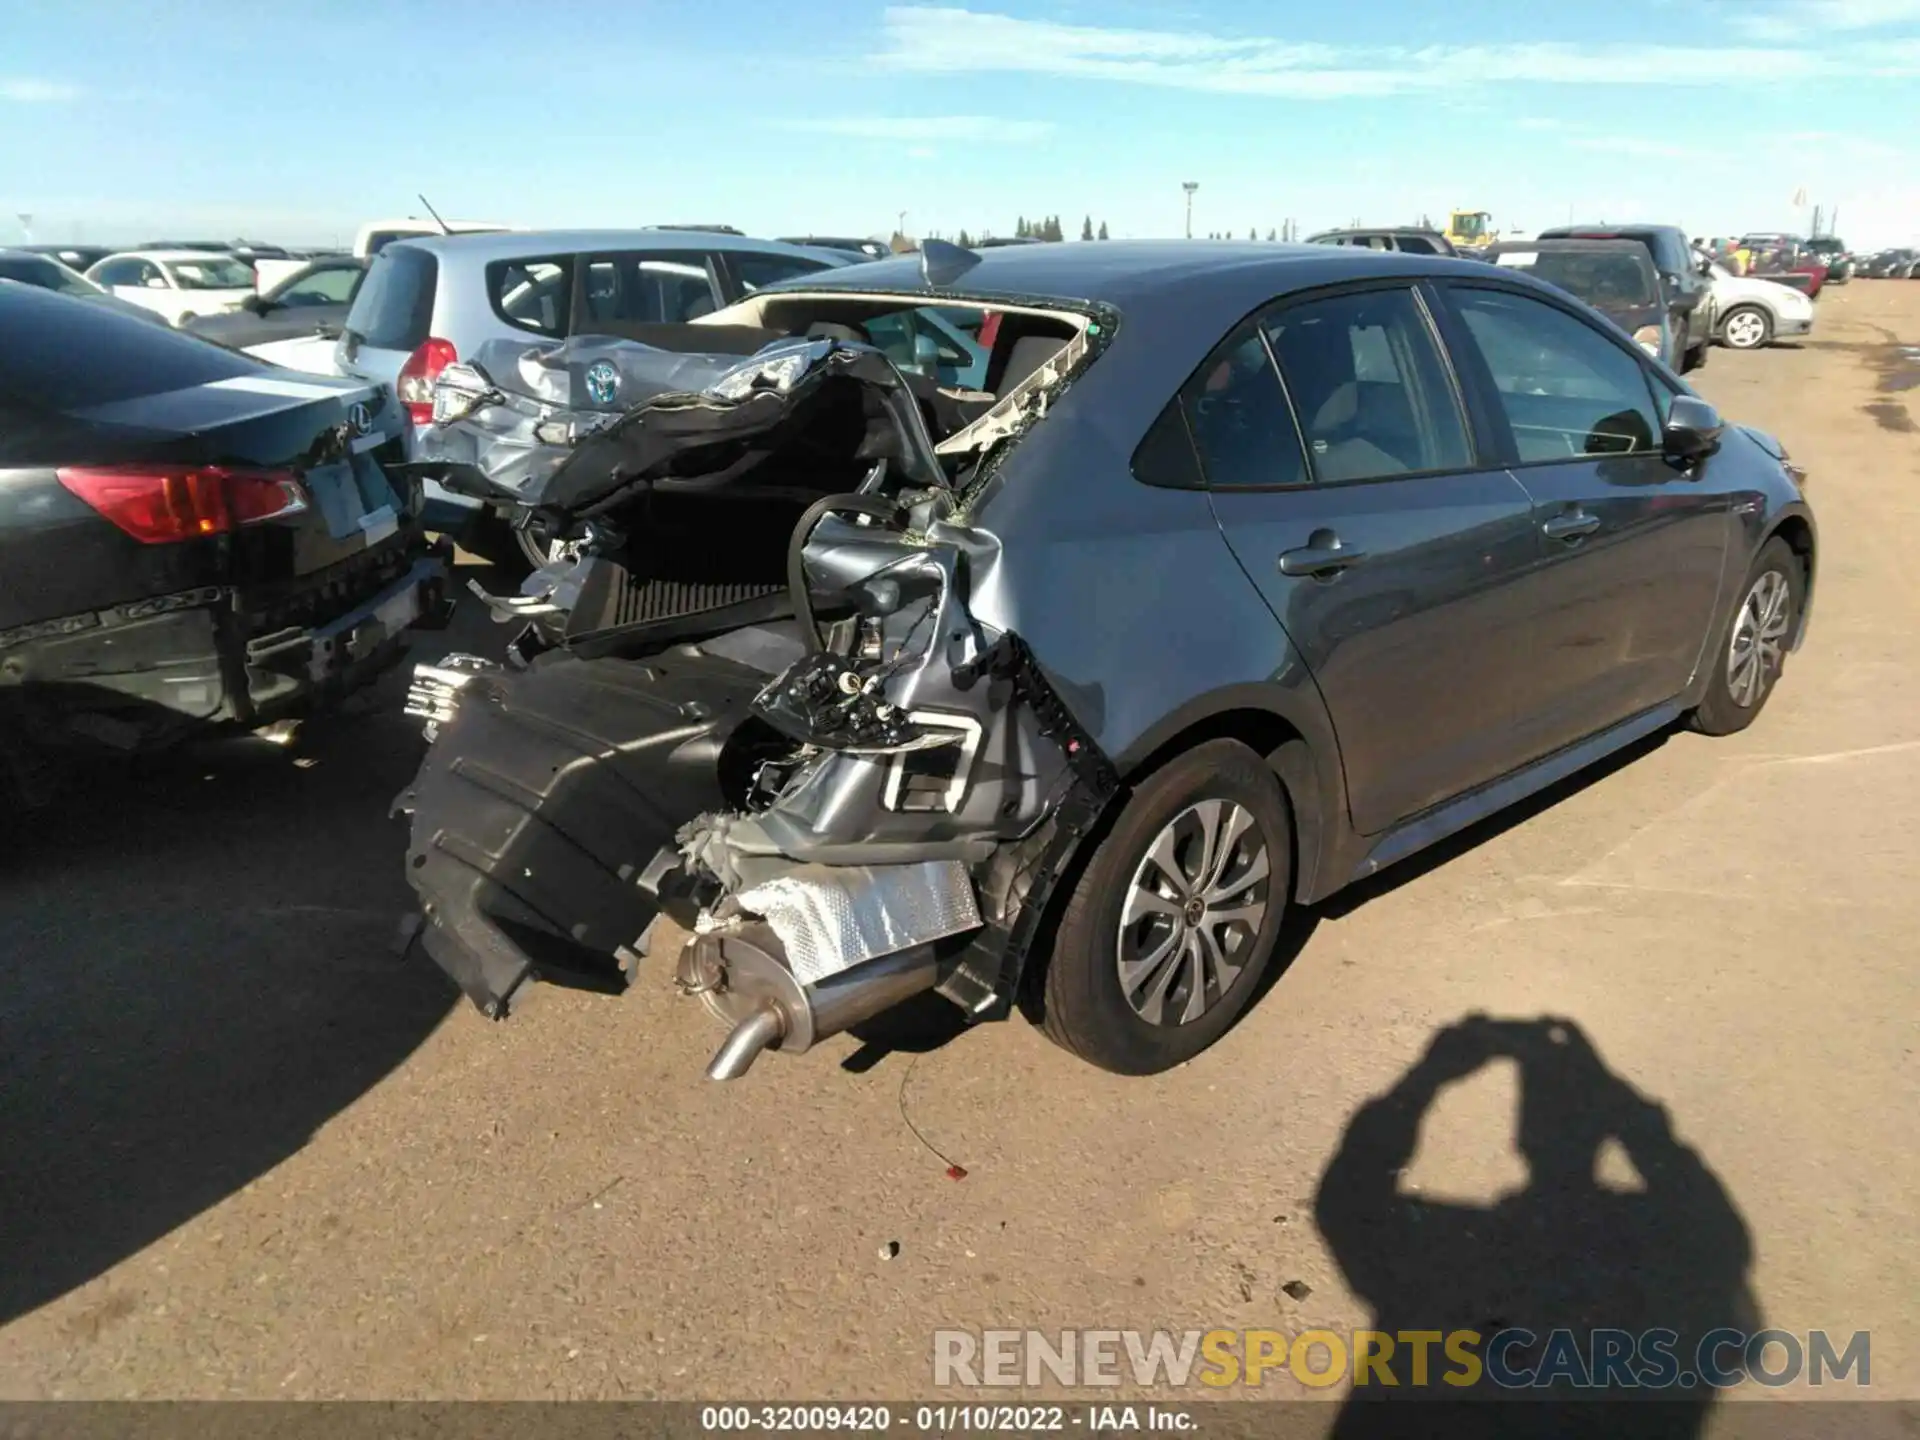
[1540,223,1682,237]
[1307,227,1447,239]
[383,229,847,264]
[1489,238,1653,252]
[101,248,245,264]
[0,247,67,263]
[758,239,1469,309]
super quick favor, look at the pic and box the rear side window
[1446,287,1662,462]
[1175,322,1309,490]
[730,252,833,293]
[345,245,437,350]
[490,258,571,335]
[1395,235,1439,255]
[0,285,258,410]
[1260,287,1470,483]
[1130,399,1206,490]
[578,253,720,326]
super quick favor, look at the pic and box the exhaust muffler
[677,923,943,1079]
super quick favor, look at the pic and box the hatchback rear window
[0,284,259,411]
[344,245,438,351]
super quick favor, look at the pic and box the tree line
[940,215,1113,245]
[929,217,1311,245]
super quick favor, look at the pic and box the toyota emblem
[348,401,374,436]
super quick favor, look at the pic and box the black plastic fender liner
[397,650,771,1016]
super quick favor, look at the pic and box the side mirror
[1664,395,1723,464]
[912,332,940,367]
[242,294,270,314]
[144,275,168,290]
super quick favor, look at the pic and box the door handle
[1278,539,1368,578]
[1541,510,1602,542]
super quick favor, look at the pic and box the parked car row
[1859,248,1920,279]
[0,222,1825,1082]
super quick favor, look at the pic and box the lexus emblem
[348,401,374,436]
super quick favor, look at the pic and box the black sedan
[0,285,449,804]
[395,240,1816,1079]
[185,254,366,351]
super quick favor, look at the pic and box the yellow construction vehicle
[1445,209,1497,250]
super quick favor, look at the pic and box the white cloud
[0,78,81,103]
[778,114,1054,143]
[875,6,1920,95]
[1726,0,1920,40]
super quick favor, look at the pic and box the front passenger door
[1435,284,1732,763]
[1199,285,1541,836]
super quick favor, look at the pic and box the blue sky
[4,0,1917,249]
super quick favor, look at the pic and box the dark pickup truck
[1538,223,1713,372]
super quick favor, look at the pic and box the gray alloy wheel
[1726,569,1793,709]
[1692,536,1801,736]
[1036,737,1293,1074]
[1721,305,1772,350]
[1115,798,1272,1027]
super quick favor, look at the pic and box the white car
[1704,259,1815,350]
[353,218,509,259]
[83,250,258,327]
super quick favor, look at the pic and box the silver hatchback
[334,229,849,546]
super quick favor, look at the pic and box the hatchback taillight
[56,464,306,545]
[397,338,458,427]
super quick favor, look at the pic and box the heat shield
[734,860,983,986]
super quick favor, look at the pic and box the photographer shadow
[1316,1016,1759,1438]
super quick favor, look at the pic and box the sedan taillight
[56,464,306,545]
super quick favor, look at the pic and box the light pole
[1182,182,1199,239]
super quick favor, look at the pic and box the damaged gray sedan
[396,240,1816,1079]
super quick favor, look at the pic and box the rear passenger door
[1433,282,1731,760]
[1198,283,1541,836]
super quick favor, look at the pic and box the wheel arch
[1112,687,1349,905]
[1765,510,1817,649]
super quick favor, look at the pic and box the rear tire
[1036,738,1293,1075]
[1691,537,1803,736]
[1719,304,1773,350]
